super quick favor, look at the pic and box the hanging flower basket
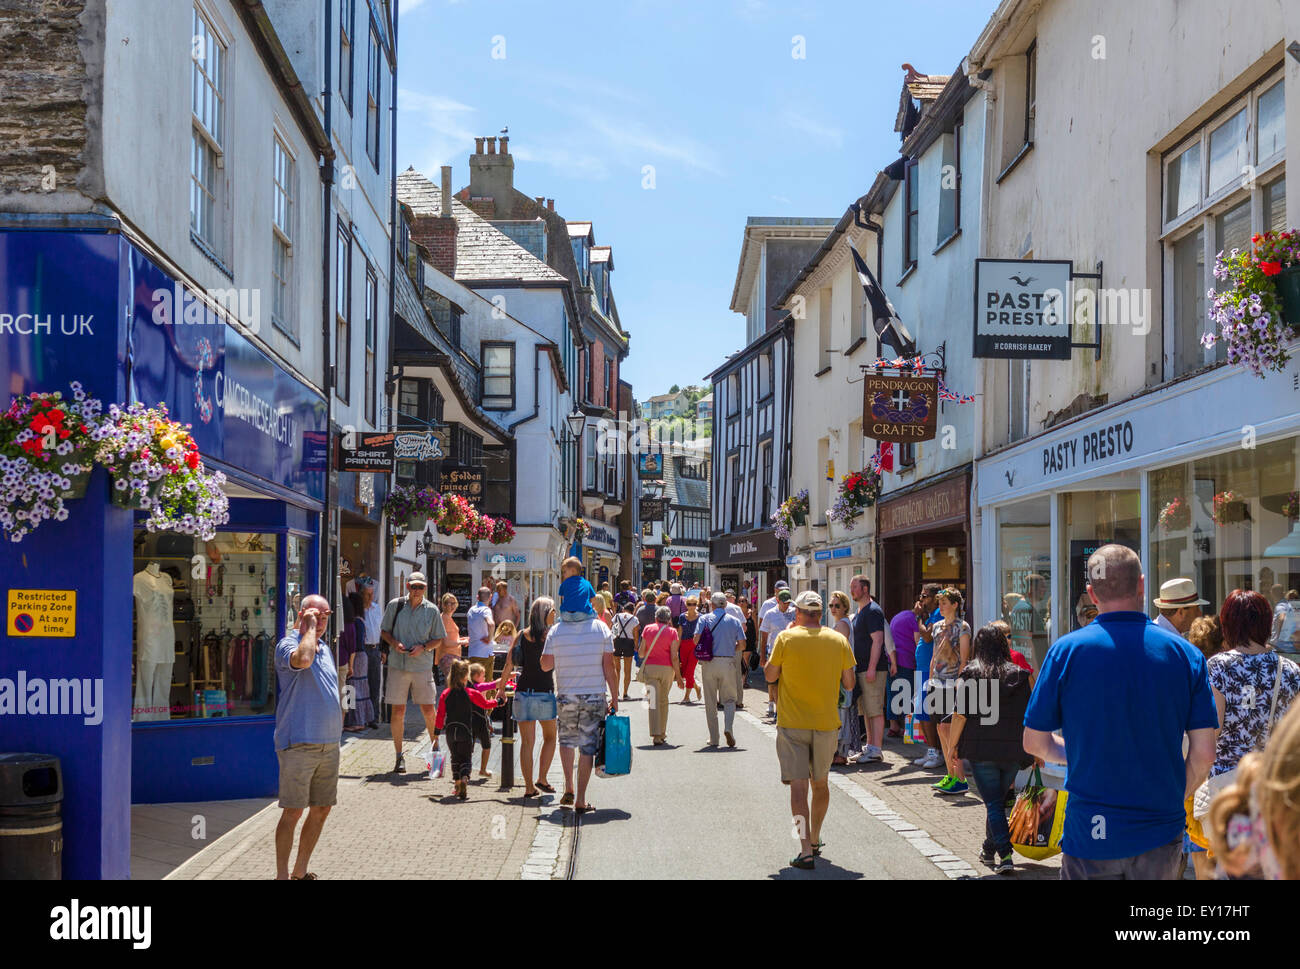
[1283,491,1300,522]
[1204,230,1300,376]
[772,490,810,541]
[1158,497,1192,532]
[97,402,229,537]
[1212,490,1249,525]
[383,485,443,532]
[490,517,515,545]
[574,517,592,540]
[0,382,105,542]
[111,477,164,510]
[827,469,883,531]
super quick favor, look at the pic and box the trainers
[978,847,995,867]
[932,774,955,791]
[921,749,944,769]
[912,752,932,766]
[394,752,406,774]
[939,779,969,796]
[860,745,884,762]
[994,853,1015,874]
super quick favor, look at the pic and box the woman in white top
[830,591,862,764]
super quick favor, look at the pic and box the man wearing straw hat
[1152,577,1209,640]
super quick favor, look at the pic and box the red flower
[1261,261,1283,277]
[1253,234,1262,244]
[185,451,199,469]
[47,409,65,425]
[20,438,42,456]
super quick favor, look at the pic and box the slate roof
[396,168,567,285]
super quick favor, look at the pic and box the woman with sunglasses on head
[931,588,973,796]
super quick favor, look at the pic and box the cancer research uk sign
[973,259,1072,360]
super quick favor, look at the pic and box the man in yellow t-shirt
[764,590,856,870]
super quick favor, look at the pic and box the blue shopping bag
[599,714,632,777]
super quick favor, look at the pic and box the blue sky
[396,0,1000,400]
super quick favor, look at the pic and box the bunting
[867,357,976,403]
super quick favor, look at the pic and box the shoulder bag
[1192,651,1283,819]
[636,625,673,683]
[694,614,717,662]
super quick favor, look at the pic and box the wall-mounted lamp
[1288,41,1300,63]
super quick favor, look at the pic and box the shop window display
[132,529,281,721]
[998,498,1052,669]
[1060,489,1141,633]
[1150,436,1300,655]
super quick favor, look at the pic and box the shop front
[0,228,324,876]
[977,357,1300,670]
[709,529,783,608]
[876,471,971,620]
[475,528,566,614]
[338,470,386,601]
[641,545,661,587]
[583,520,621,590]
[806,539,875,601]
[663,544,709,586]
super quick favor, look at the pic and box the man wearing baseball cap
[764,590,856,870]
[759,588,795,719]
[379,572,446,774]
[1152,577,1209,639]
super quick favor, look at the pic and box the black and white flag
[848,238,916,357]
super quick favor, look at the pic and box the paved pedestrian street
[159,679,1062,881]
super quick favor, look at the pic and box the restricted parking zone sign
[7,589,77,637]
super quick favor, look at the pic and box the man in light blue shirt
[700,591,747,748]
[273,594,342,880]
[466,586,497,669]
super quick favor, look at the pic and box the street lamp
[566,406,587,442]
[566,406,586,514]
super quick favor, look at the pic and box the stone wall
[0,0,104,209]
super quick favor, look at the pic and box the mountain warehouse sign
[973,259,1072,360]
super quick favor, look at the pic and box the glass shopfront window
[998,497,1052,669]
[1060,487,1141,633]
[1150,436,1300,655]
[132,529,282,722]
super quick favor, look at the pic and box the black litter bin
[0,753,63,880]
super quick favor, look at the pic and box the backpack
[694,614,717,662]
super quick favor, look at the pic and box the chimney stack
[546,199,554,211]
[440,166,452,218]
[535,196,544,205]
[499,135,509,154]
[468,134,515,214]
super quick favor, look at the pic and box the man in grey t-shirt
[380,572,446,774]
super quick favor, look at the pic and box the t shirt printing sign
[972,259,1073,360]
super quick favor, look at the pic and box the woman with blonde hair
[1207,700,1300,879]
[830,591,862,765]
[931,587,973,796]
[436,592,467,688]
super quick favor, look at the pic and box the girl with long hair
[932,587,973,796]
[499,597,559,798]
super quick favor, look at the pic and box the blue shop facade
[0,225,328,877]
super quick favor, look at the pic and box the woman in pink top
[638,605,683,745]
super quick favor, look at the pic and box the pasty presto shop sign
[973,259,1072,360]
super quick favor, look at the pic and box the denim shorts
[513,689,557,722]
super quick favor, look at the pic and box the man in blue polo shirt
[1023,544,1217,880]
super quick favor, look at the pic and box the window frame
[339,0,355,114]
[1024,41,1036,147]
[335,221,352,405]
[364,264,377,425]
[270,133,296,340]
[1160,68,1286,377]
[903,158,920,276]
[365,20,382,169]
[480,341,516,411]
[190,6,227,257]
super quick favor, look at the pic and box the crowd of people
[266,548,1300,881]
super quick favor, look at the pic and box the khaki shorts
[857,671,888,719]
[386,667,438,705]
[277,743,340,809]
[775,726,838,783]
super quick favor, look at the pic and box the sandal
[535,780,555,794]
[790,854,816,870]
[812,840,826,857]
[575,802,596,814]
[523,788,539,798]
[290,872,319,880]
[560,792,575,808]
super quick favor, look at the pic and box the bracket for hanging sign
[1068,261,1103,361]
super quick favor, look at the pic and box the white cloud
[586,116,725,176]
[781,110,844,148]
